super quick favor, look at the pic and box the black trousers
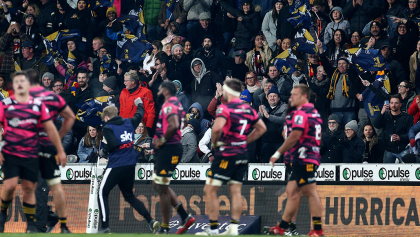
[35,175,49,232]
[98,165,151,226]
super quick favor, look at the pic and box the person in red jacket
[120,71,155,134]
[408,94,420,124]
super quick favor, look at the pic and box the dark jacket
[188,23,224,51]
[15,54,48,75]
[343,0,382,32]
[0,31,30,74]
[218,1,262,50]
[227,58,248,81]
[362,136,385,163]
[97,89,121,110]
[367,84,416,112]
[37,0,58,37]
[359,31,389,49]
[258,100,287,144]
[167,56,193,90]
[193,47,228,78]
[337,134,366,163]
[373,111,413,153]
[279,75,307,103]
[211,0,237,34]
[390,21,419,77]
[321,128,345,163]
[386,57,407,92]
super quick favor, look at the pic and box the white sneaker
[195,227,219,236]
[219,224,238,236]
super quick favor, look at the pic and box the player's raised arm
[246,118,267,144]
[58,105,75,139]
[43,120,67,167]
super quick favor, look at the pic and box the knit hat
[42,72,55,81]
[171,44,183,54]
[337,57,350,64]
[267,86,280,97]
[345,120,358,133]
[199,12,211,20]
[173,80,182,94]
[240,89,252,102]
[202,35,214,44]
[188,119,201,135]
[328,114,340,124]
[106,6,117,17]
[370,20,383,29]
[103,76,117,90]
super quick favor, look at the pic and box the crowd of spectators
[1,0,420,164]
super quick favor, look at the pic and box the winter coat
[119,85,156,129]
[337,134,365,163]
[258,100,287,144]
[279,75,307,103]
[0,31,30,74]
[373,111,413,153]
[383,2,406,17]
[167,55,193,89]
[390,21,419,77]
[245,41,273,73]
[362,136,385,163]
[211,0,237,34]
[21,24,42,50]
[37,0,58,37]
[402,7,420,33]
[367,84,416,113]
[190,58,224,118]
[324,7,351,45]
[193,47,228,78]
[181,127,200,163]
[188,102,211,133]
[65,8,91,39]
[261,10,278,51]
[184,0,213,21]
[158,0,188,25]
[321,128,345,163]
[77,137,99,163]
[343,0,382,32]
[409,51,418,86]
[385,57,407,92]
[97,89,121,110]
[134,136,153,162]
[219,1,262,50]
[144,0,161,25]
[15,54,48,76]
[188,23,224,50]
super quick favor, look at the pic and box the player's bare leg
[285,191,302,236]
[300,183,323,236]
[196,183,220,236]
[48,182,70,232]
[153,181,192,234]
[21,179,37,232]
[219,183,242,236]
[0,177,19,233]
[282,181,301,222]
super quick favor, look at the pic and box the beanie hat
[42,72,55,81]
[267,86,280,97]
[345,120,358,133]
[171,44,183,54]
[328,114,340,124]
[188,119,201,135]
[199,12,211,20]
[106,6,117,17]
[103,76,117,90]
[370,20,383,29]
[240,89,252,102]
[202,35,214,44]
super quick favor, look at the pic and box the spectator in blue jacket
[77,126,102,163]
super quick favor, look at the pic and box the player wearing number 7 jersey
[268,84,324,237]
[196,79,266,236]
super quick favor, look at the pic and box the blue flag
[287,11,312,29]
[100,54,112,73]
[118,14,139,34]
[345,48,388,73]
[76,96,116,127]
[273,58,296,74]
[118,39,153,63]
[292,29,326,54]
[93,0,113,9]
[272,49,301,74]
[163,0,179,20]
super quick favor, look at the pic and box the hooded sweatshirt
[188,102,211,133]
[324,7,351,45]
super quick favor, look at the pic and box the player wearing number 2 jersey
[196,79,266,236]
[269,84,324,237]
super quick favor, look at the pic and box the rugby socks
[59,217,67,228]
[22,202,36,225]
[0,199,12,217]
[174,203,188,221]
[210,219,218,230]
[289,222,297,231]
[278,219,289,230]
[230,218,239,225]
[313,217,322,230]
[161,222,170,232]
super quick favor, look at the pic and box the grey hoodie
[324,7,351,45]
